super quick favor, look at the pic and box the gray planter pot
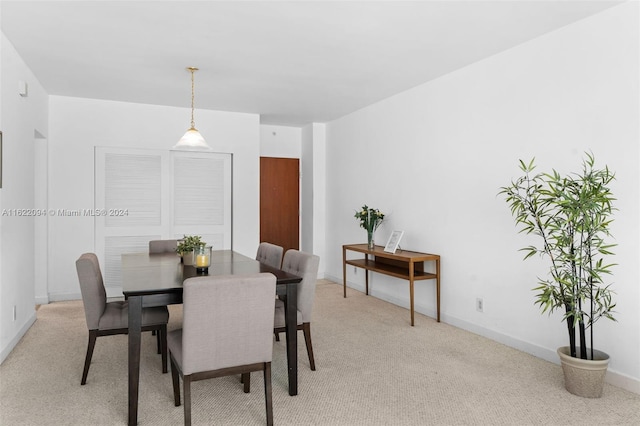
[181,251,195,266]
[557,346,609,398]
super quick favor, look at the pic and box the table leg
[409,260,415,326]
[342,246,347,298]
[128,295,142,426]
[285,283,298,396]
[365,254,369,295]
[410,280,415,326]
[436,258,441,323]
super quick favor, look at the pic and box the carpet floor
[1,280,639,425]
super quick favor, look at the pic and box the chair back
[149,239,178,254]
[255,242,284,269]
[281,250,320,323]
[181,273,276,375]
[75,253,107,330]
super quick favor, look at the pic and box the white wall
[260,124,301,158]
[301,123,327,276]
[324,2,639,392]
[0,33,49,362]
[47,96,261,300]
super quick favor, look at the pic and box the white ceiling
[1,1,623,126]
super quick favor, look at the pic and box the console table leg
[410,280,415,326]
[365,254,369,295]
[436,259,441,322]
[342,247,347,298]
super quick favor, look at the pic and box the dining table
[121,250,303,426]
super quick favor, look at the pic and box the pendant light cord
[188,67,198,130]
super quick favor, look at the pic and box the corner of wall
[0,310,36,365]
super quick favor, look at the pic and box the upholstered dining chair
[273,249,320,371]
[149,239,179,254]
[255,242,284,269]
[168,273,276,426]
[148,239,179,339]
[75,253,169,385]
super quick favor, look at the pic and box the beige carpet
[1,280,638,425]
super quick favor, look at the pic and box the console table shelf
[342,243,441,326]
[345,258,438,281]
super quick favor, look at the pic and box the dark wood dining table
[121,250,302,426]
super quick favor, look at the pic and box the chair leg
[160,325,168,373]
[156,329,161,354]
[170,355,181,407]
[184,376,192,426]
[274,331,280,342]
[264,362,273,426]
[302,323,316,371]
[242,373,250,393]
[81,330,98,385]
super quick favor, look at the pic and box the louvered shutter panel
[171,151,232,250]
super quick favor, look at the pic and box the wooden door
[260,157,299,252]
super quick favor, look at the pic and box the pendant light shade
[176,128,208,150]
[173,67,211,151]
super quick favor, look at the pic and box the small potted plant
[500,152,617,397]
[176,235,205,266]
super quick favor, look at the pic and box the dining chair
[149,239,179,340]
[273,249,320,371]
[255,242,284,269]
[75,253,169,385]
[149,239,179,254]
[168,273,276,426]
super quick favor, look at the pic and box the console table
[342,243,440,326]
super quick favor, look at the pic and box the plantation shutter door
[95,148,168,296]
[171,151,232,250]
[95,148,232,297]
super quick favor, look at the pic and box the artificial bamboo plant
[500,152,617,360]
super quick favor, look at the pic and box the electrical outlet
[13,305,17,321]
[353,266,357,274]
[476,298,483,313]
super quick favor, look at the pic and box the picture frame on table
[384,230,404,254]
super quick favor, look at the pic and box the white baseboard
[0,311,37,364]
[35,296,50,305]
[443,311,640,394]
[330,276,640,395]
[48,291,81,302]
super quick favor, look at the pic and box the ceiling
[1,1,623,127]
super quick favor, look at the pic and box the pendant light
[173,67,211,151]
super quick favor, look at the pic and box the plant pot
[557,346,609,398]
[181,251,194,266]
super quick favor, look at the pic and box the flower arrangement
[355,205,384,249]
[354,205,385,232]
